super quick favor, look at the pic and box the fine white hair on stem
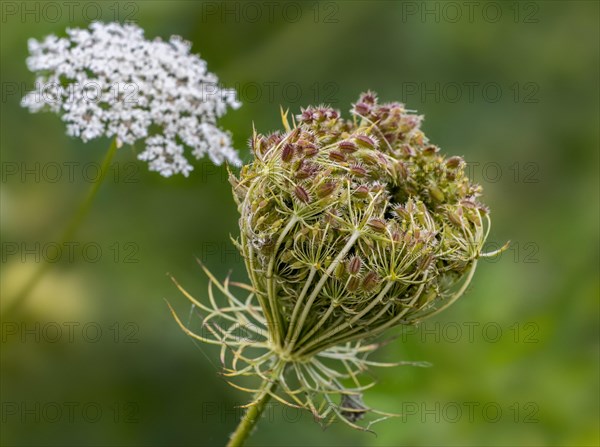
[22,21,242,177]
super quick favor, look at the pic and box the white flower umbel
[22,22,241,177]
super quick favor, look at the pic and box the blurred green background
[1,1,598,446]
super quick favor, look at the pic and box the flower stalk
[5,138,118,315]
[12,21,241,312]
[226,363,283,447]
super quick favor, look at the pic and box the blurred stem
[3,139,118,317]
[227,363,283,447]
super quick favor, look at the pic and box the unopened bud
[367,218,387,233]
[423,145,439,156]
[347,276,360,292]
[362,272,379,291]
[354,185,370,199]
[350,164,368,177]
[445,156,463,169]
[347,255,362,275]
[329,150,346,162]
[317,181,336,198]
[428,185,445,203]
[281,143,295,162]
[294,185,310,204]
[339,140,358,153]
[355,135,376,149]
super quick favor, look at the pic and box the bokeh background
[1,1,598,446]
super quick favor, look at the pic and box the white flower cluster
[22,22,241,177]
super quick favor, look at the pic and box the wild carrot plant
[170,92,507,446]
[11,22,239,313]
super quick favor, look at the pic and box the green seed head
[175,92,503,431]
[232,92,491,357]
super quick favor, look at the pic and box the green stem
[283,266,316,347]
[285,231,360,354]
[226,372,280,447]
[265,216,299,347]
[4,139,118,316]
[298,281,394,352]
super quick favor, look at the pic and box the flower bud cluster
[22,22,241,177]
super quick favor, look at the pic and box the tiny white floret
[22,22,242,177]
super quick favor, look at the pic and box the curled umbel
[172,92,503,429]
[234,91,492,353]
